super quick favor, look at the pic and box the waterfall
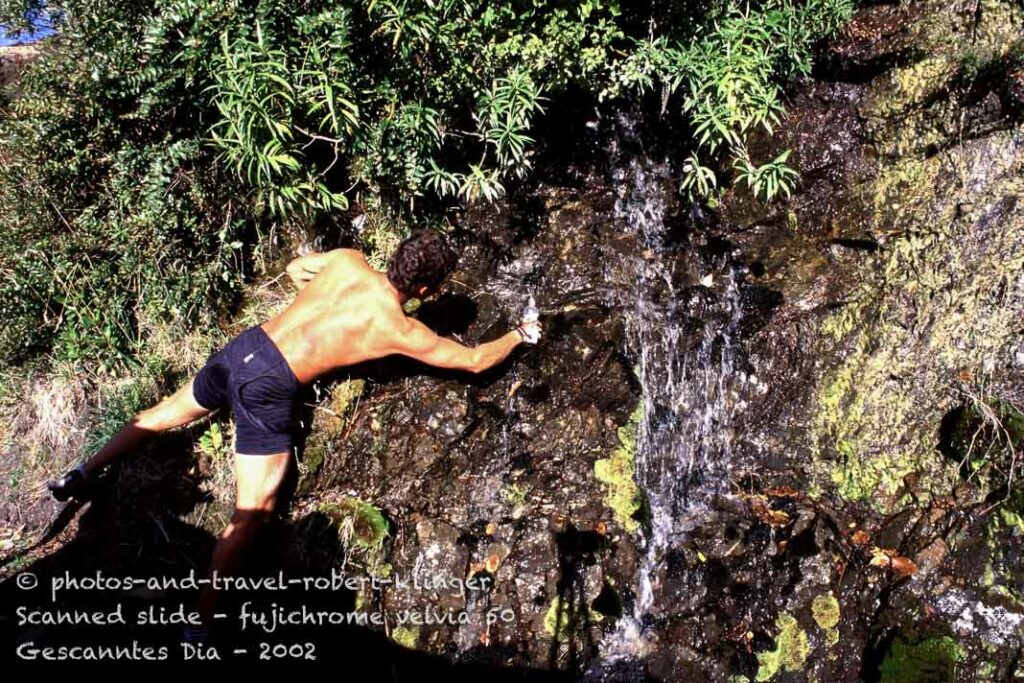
[597,157,746,667]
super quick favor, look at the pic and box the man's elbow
[465,349,491,374]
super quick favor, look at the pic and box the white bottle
[522,295,539,323]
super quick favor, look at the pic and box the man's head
[387,229,458,300]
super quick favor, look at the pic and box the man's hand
[516,320,543,345]
[286,251,330,290]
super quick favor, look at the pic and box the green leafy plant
[205,23,351,217]
[733,149,800,201]
[681,151,719,201]
[197,421,230,460]
[0,0,852,370]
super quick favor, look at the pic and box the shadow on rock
[0,453,569,680]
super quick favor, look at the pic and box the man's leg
[197,451,291,622]
[47,377,212,501]
[85,377,212,474]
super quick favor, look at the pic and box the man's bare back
[264,247,540,385]
[262,249,414,383]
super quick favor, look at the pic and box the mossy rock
[756,612,810,682]
[320,497,391,551]
[594,404,643,533]
[331,378,366,416]
[543,594,603,643]
[880,635,963,683]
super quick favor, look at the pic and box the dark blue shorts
[192,326,299,455]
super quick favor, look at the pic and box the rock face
[294,1,1024,680]
[299,180,647,667]
[2,2,1023,680]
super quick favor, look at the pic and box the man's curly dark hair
[387,229,458,298]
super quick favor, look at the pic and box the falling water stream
[596,157,747,671]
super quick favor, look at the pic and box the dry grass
[0,363,92,542]
[2,364,91,475]
[234,274,294,331]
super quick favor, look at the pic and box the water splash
[599,158,746,664]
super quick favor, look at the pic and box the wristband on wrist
[515,326,528,342]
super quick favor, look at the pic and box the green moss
[594,404,643,533]
[319,497,391,551]
[812,593,840,630]
[756,612,810,682]
[808,0,1024,513]
[331,379,366,417]
[825,627,839,647]
[879,635,963,683]
[500,481,531,507]
[1000,507,1024,532]
[543,594,603,643]
[391,625,420,649]
[303,445,326,477]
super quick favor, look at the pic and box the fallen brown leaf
[764,486,800,499]
[869,547,918,578]
[749,495,791,527]
[851,530,871,546]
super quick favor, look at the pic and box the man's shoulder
[326,248,371,266]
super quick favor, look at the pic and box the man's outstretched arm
[394,318,540,374]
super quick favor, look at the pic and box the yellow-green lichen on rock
[391,625,421,649]
[594,404,643,533]
[756,612,810,682]
[543,594,603,643]
[863,0,1023,157]
[811,0,1024,513]
[812,593,840,630]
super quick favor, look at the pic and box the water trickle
[598,157,747,666]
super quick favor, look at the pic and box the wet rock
[290,2,1024,678]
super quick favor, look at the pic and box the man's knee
[133,400,174,431]
[235,481,282,518]
[230,505,274,529]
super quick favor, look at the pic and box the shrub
[0,0,853,369]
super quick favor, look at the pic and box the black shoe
[46,468,96,503]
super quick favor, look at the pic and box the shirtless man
[46,229,542,622]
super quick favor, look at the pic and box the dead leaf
[749,495,791,527]
[869,547,918,578]
[764,486,800,499]
[851,530,871,546]
[889,556,919,578]
[508,380,523,398]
